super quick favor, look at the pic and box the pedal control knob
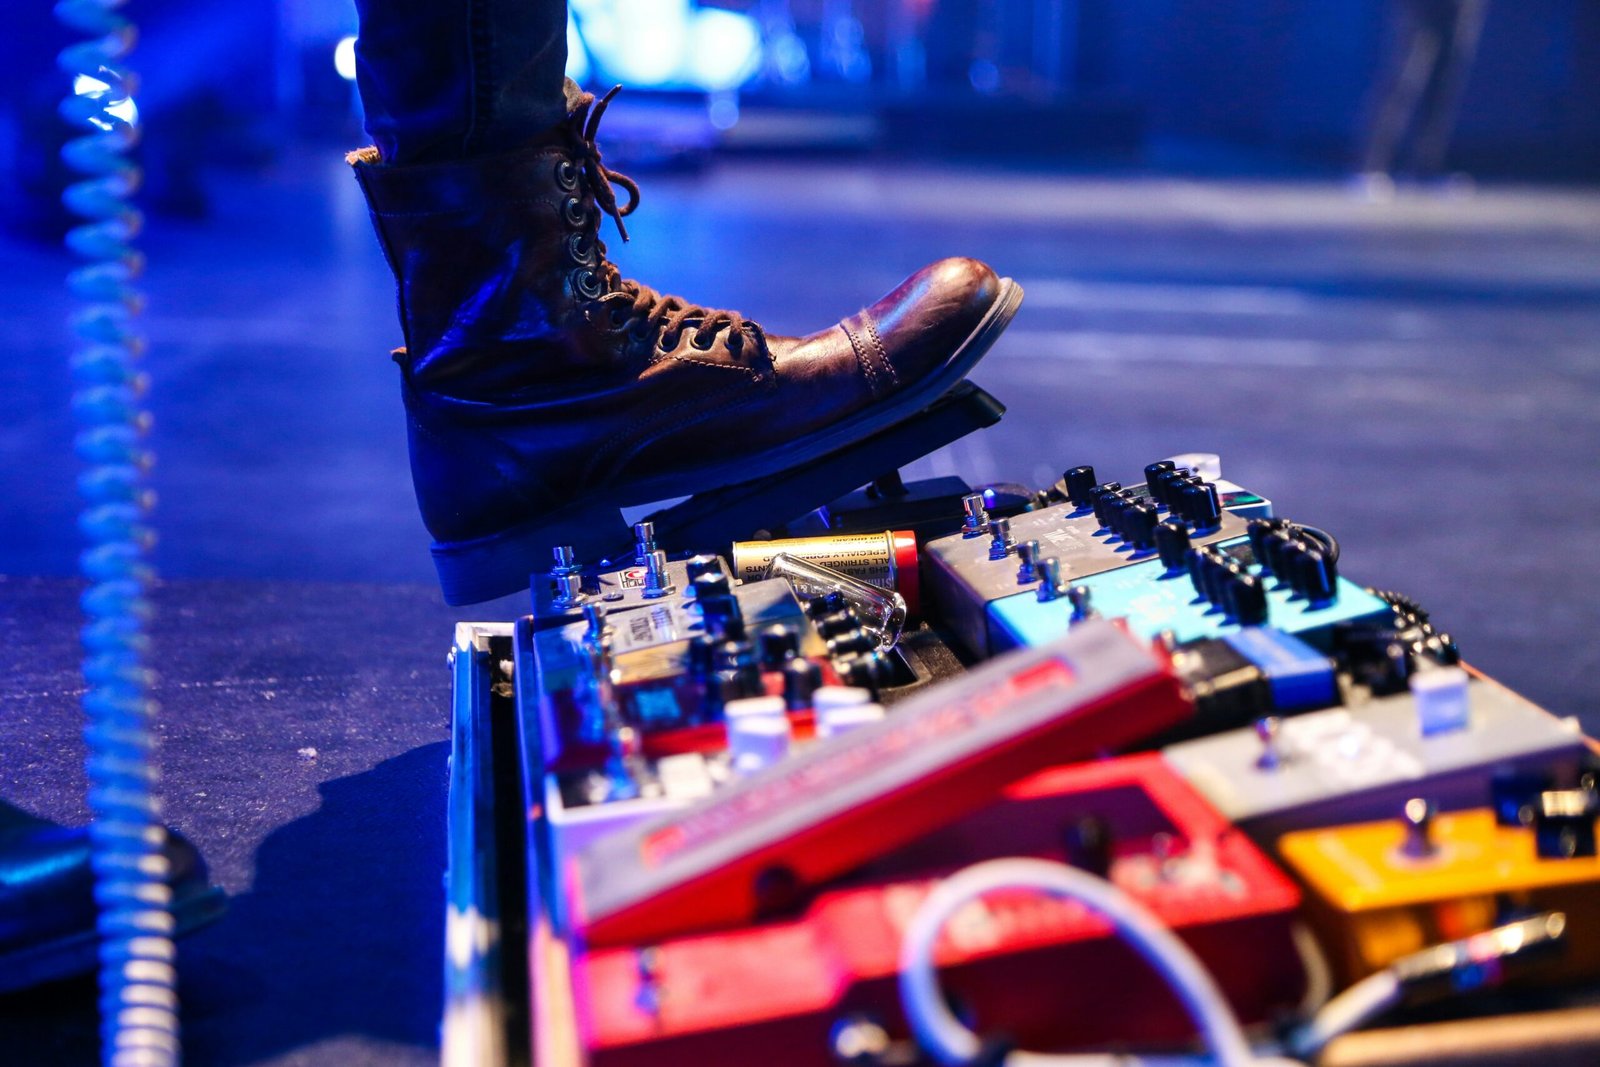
[1156,520,1191,572]
[806,591,848,619]
[582,602,609,641]
[1185,547,1209,599]
[1231,573,1269,625]
[782,658,824,711]
[1535,790,1599,859]
[816,609,863,639]
[988,517,1014,559]
[1016,540,1042,585]
[1181,481,1222,531]
[759,625,800,669]
[1126,502,1161,550]
[641,549,675,598]
[961,493,988,537]
[1153,469,1190,510]
[633,520,658,564]
[1255,716,1284,770]
[1062,465,1097,507]
[1089,482,1124,530]
[692,571,731,600]
[827,630,877,657]
[1247,519,1287,569]
[687,634,717,679]
[685,554,723,583]
[1401,797,1439,859]
[1144,461,1177,503]
[552,571,586,608]
[1036,558,1063,602]
[1295,546,1338,603]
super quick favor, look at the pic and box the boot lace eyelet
[563,196,588,228]
[554,158,579,191]
[566,232,595,264]
[572,268,605,301]
[607,306,629,329]
[689,330,716,352]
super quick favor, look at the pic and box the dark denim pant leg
[353,0,570,164]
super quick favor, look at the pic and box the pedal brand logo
[617,567,647,589]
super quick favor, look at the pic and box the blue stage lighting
[334,36,358,82]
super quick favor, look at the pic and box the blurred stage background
[1,5,1598,1062]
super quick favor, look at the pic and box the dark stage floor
[2,140,1599,1063]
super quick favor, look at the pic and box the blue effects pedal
[990,534,1389,650]
[924,457,1272,656]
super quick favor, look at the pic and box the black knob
[715,639,757,671]
[816,609,862,639]
[1112,489,1140,539]
[1246,519,1287,569]
[1089,481,1123,529]
[701,671,731,717]
[806,591,848,619]
[840,651,891,696]
[1295,546,1337,603]
[1212,558,1246,609]
[1152,468,1191,509]
[1126,502,1161,550]
[828,630,877,657]
[1185,547,1209,599]
[1491,769,1549,828]
[1261,529,1295,581]
[1230,573,1270,625]
[1143,461,1176,500]
[759,625,800,669]
[1535,789,1598,859]
[1156,520,1191,571]
[1063,465,1098,507]
[1107,495,1132,543]
[685,554,722,583]
[706,657,763,716]
[1200,550,1232,606]
[782,658,823,711]
[687,634,716,679]
[698,591,738,621]
[693,571,732,600]
[1181,481,1222,531]
[1423,632,1461,666]
[700,588,738,614]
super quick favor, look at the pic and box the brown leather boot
[351,88,1022,604]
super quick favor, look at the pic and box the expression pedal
[530,381,1005,582]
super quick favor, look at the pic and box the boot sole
[431,278,1025,604]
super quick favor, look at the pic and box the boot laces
[569,87,763,357]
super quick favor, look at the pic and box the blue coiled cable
[55,1,181,1064]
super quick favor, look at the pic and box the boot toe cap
[870,256,1004,381]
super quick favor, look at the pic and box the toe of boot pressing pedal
[435,382,1006,606]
